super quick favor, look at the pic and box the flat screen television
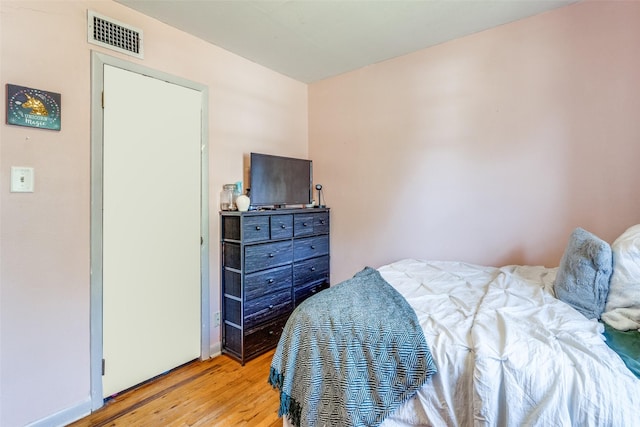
[249,152,312,208]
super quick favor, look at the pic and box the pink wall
[310,1,640,282]
[0,1,307,425]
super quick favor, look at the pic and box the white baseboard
[209,340,222,358]
[26,397,92,427]
[27,342,222,427]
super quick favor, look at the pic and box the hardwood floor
[68,350,282,427]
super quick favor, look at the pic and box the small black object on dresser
[220,208,330,364]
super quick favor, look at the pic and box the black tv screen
[249,153,312,208]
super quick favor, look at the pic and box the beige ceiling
[116,0,577,83]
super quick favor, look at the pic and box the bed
[269,226,640,427]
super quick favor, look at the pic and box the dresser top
[220,207,329,216]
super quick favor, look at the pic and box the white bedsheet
[375,259,640,427]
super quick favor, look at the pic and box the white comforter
[377,259,640,427]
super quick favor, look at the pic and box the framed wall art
[6,84,61,131]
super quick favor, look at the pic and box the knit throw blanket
[268,267,437,427]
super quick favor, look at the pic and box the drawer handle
[310,267,316,272]
[268,278,274,284]
[281,224,286,229]
[311,287,318,293]
[311,245,316,249]
[302,222,308,227]
[255,226,261,231]
[320,220,326,224]
[268,253,274,258]
[269,304,274,309]
[269,330,274,335]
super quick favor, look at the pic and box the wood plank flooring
[68,350,282,427]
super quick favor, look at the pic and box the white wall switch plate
[11,167,34,192]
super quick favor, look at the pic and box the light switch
[11,167,34,192]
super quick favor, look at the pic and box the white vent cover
[88,10,143,59]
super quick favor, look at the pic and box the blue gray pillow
[555,227,613,319]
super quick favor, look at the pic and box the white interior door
[102,65,202,397]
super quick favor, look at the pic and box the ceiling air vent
[88,10,143,59]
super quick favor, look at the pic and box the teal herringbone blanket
[268,267,437,427]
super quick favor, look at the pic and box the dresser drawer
[244,265,292,301]
[271,214,293,239]
[294,281,329,305]
[244,240,292,273]
[294,214,316,237]
[244,316,289,358]
[314,212,329,234]
[294,235,329,261]
[224,269,241,298]
[224,296,242,326]
[294,212,329,236]
[293,255,330,286]
[222,242,241,270]
[243,216,270,243]
[245,289,292,328]
[223,323,242,356]
[222,216,240,240]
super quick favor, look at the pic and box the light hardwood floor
[68,350,282,427]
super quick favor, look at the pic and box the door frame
[89,51,210,410]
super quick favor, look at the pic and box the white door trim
[89,51,210,410]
